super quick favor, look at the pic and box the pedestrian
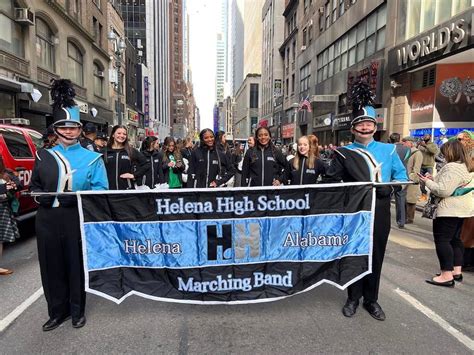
[94,131,108,153]
[180,137,193,161]
[419,140,474,287]
[456,130,474,270]
[162,136,185,188]
[289,135,325,185]
[325,80,408,321]
[30,78,108,331]
[389,133,411,228]
[0,156,22,276]
[188,129,233,188]
[232,142,244,187]
[242,126,289,187]
[104,125,150,190]
[402,136,423,224]
[80,122,99,152]
[247,136,255,149]
[416,133,438,201]
[139,136,164,188]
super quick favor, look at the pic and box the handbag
[422,194,441,219]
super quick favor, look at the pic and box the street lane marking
[395,288,474,351]
[389,234,434,250]
[0,287,43,333]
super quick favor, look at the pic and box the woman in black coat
[139,136,164,188]
[289,135,326,185]
[188,129,233,188]
[104,125,150,190]
[242,126,289,187]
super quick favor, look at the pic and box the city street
[0,206,472,354]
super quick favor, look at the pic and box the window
[0,128,32,158]
[308,24,313,44]
[0,13,24,57]
[300,62,311,93]
[27,131,44,150]
[328,45,334,76]
[250,84,259,108]
[92,0,100,8]
[93,62,104,97]
[92,17,99,42]
[332,0,337,23]
[339,0,345,16]
[302,27,307,46]
[292,41,296,62]
[325,1,331,29]
[291,74,295,94]
[0,92,15,117]
[36,18,55,72]
[348,28,356,66]
[67,42,83,86]
[334,40,341,73]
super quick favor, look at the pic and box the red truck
[0,120,43,221]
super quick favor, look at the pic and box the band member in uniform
[242,126,289,187]
[30,79,108,331]
[80,122,99,152]
[325,80,407,321]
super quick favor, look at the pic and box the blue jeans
[420,167,433,194]
[393,186,407,226]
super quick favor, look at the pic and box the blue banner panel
[84,212,371,270]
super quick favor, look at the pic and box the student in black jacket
[188,128,233,188]
[242,126,289,186]
[289,135,326,185]
[139,136,164,188]
[104,125,150,190]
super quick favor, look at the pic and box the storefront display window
[0,92,15,118]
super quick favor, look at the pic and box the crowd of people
[0,79,472,331]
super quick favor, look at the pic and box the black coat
[138,150,164,188]
[188,145,233,188]
[289,157,326,185]
[105,147,150,190]
[241,145,289,186]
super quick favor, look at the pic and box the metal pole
[116,58,122,125]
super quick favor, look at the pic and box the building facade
[169,0,186,139]
[387,2,474,142]
[148,0,171,138]
[233,73,261,139]
[261,0,285,139]
[0,0,113,132]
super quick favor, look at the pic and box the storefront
[387,7,474,141]
[281,123,295,145]
[312,113,333,145]
[127,108,139,147]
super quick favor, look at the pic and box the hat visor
[351,116,377,126]
[53,120,83,128]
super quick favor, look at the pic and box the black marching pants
[348,196,391,303]
[36,205,85,319]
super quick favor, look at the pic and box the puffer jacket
[425,162,474,218]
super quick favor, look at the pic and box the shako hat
[50,79,81,128]
[350,79,376,126]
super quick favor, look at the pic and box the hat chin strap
[352,128,376,135]
[53,126,80,142]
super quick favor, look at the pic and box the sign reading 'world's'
[78,184,374,304]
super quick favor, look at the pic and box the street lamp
[108,28,126,125]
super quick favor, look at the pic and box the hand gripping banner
[77,182,375,304]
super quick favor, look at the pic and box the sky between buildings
[188,0,219,130]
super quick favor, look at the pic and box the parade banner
[78,183,375,304]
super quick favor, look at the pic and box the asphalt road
[0,208,473,354]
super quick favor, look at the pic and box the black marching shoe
[72,316,86,329]
[342,299,359,318]
[42,315,71,331]
[363,301,386,321]
[425,278,455,287]
[436,273,463,282]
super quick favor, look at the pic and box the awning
[0,76,33,93]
